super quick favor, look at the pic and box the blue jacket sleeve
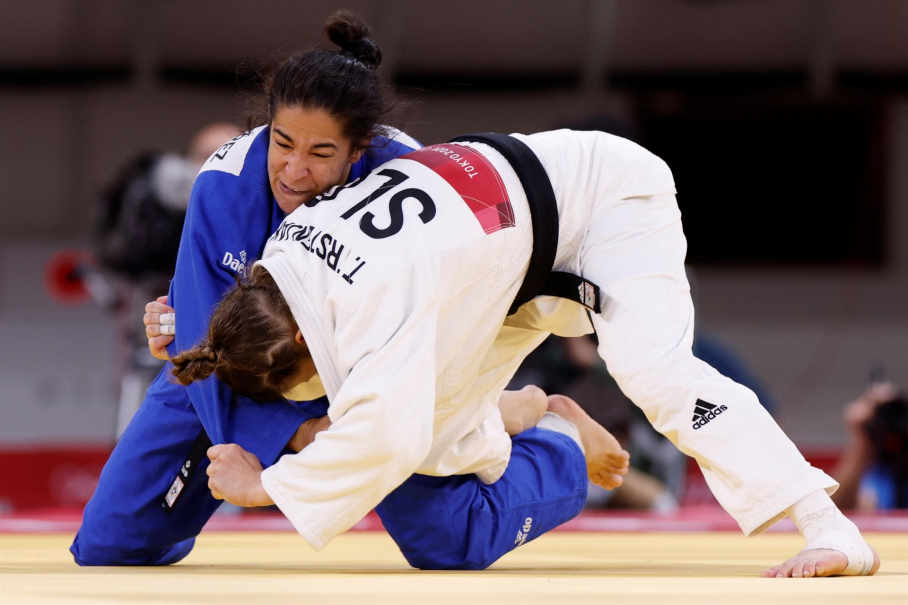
[167,171,316,467]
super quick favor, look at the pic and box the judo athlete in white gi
[174,129,880,577]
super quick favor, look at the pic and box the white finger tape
[160,312,175,325]
[160,324,175,336]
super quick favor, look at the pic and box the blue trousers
[72,372,220,565]
[377,427,588,570]
[72,376,587,569]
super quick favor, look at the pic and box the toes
[607,452,630,466]
[763,555,837,579]
[776,560,797,578]
[610,451,630,463]
[763,565,782,578]
[591,472,624,490]
[601,464,628,475]
[603,451,631,474]
[594,476,615,489]
[803,561,816,578]
[601,463,628,475]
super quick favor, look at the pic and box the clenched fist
[206,443,274,507]
[144,296,175,360]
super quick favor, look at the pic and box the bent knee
[405,552,491,571]
[396,541,493,571]
[71,533,194,567]
[71,538,129,567]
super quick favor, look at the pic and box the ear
[294,329,305,345]
[349,138,371,164]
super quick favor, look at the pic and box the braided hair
[171,267,309,402]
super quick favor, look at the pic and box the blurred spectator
[90,122,242,435]
[832,382,908,510]
[94,122,242,293]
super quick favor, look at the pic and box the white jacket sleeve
[259,269,438,550]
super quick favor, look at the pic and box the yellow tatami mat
[2,531,906,604]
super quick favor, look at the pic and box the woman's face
[267,106,368,214]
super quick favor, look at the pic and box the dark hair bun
[325,10,382,70]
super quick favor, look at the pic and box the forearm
[261,430,428,549]
[261,390,434,550]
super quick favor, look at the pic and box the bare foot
[499,385,548,436]
[546,394,630,489]
[761,545,880,578]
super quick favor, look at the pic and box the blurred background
[1,0,906,514]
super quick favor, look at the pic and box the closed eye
[275,141,291,149]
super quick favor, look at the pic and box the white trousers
[579,192,836,536]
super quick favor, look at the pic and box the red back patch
[404,144,515,234]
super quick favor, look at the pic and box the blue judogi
[71,127,417,565]
[378,428,587,570]
[71,127,588,570]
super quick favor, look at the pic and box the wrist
[254,472,275,507]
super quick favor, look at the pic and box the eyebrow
[273,127,338,150]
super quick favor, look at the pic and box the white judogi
[258,129,836,550]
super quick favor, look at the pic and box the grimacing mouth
[279,179,309,196]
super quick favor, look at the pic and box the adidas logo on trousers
[692,399,728,430]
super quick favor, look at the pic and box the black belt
[160,428,212,515]
[448,133,601,316]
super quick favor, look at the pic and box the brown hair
[171,267,309,402]
[244,10,402,147]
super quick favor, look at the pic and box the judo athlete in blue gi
[71,12,426,566]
